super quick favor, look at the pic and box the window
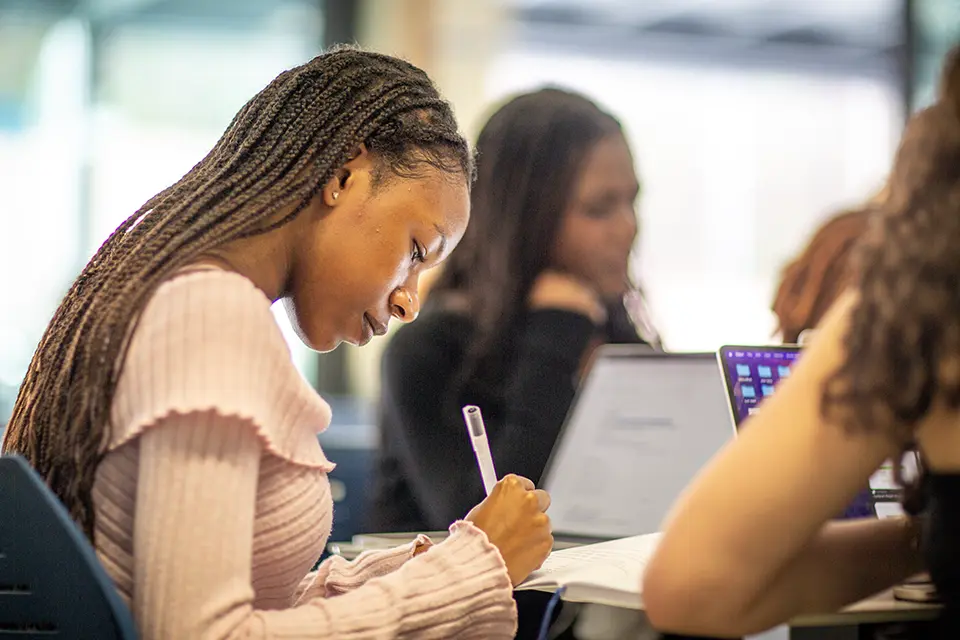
[0,1,325,428]
[913,0,960,110]
[488,0,902,350]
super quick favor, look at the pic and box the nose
[389,286,420,323]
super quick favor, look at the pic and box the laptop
[718,345,918,520]
[539,346,735,543]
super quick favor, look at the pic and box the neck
[197,224,294,303]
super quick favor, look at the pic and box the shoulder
[149,269,279,335]
[110,269,333,469]
[123,269,290,379]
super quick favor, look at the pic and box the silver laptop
[540,346,734,541]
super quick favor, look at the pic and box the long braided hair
[429,87,651,397]
[772,207,872,344]
[1,46,473,539]
[822,45,960,505]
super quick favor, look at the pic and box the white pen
[462,405,498,495]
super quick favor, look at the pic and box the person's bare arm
[643,292,923,637]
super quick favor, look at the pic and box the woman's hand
[528,270,606,325]
[466,475,553,585]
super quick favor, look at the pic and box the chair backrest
[0,454,137,639]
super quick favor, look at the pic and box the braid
[1,45,473,539]
[822,45,960,447]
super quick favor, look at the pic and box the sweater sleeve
[378,308,596,530]
[294,535,434,603]
[133,412,516,640]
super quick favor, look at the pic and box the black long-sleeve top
[367,304,645,532]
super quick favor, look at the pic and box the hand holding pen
[461,405,554,585]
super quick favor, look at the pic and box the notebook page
[516,532,661,598]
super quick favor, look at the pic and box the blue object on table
[538,586,567,640]
[0,454,138,639]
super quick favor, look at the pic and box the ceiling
[0,0,913,100]
[507,0,903,49]
[501,0,907,78]
[0,0,908,50]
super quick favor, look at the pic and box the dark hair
[772,207,872,343]
[822,45,960,503]
[429,87,649,391]
[1,45,473,539]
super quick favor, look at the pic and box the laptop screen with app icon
[718,345,914,520]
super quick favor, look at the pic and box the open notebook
[514,532,662,609]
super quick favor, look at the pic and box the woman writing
[2,47,552,639]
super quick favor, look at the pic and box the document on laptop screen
[542,354,734,539]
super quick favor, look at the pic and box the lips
[359,315,374,346]
[359,313,387,346]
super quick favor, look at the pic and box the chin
[293,327,340,353]
[312,335,344,353]
[601,286,629,303]
[593,275,625,300]
[284,304,330,352]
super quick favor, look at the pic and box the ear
[346,142,369,163]
[319,143,372,207]
[320,173,345,207]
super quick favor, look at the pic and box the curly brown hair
[823,46,960,472]
[773,207,872,344]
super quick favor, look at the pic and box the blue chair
[0,454,137,639]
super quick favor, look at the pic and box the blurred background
[1,0,958,538]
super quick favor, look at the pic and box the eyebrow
[434,223,448,257]
[589,183,642,205]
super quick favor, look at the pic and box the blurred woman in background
[369,87,659,535]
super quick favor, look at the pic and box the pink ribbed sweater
[90,269,517,639]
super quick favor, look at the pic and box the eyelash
[412,241,426,263]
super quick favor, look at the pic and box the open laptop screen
[719,345,800,425]
[719,345,912,519]
[541,348,734,540]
